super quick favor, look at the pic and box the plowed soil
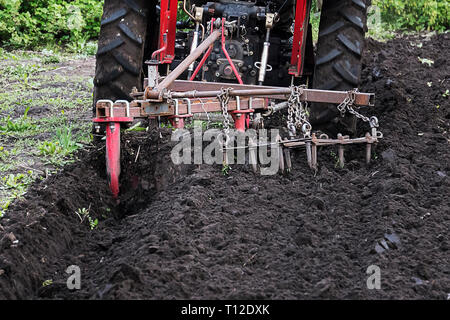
[0,33,449,300]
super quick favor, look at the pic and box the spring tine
[279,145,285,173]
[365,132,372,165]
[311,133,317,170]
[284,148,292,172]
[338,134,345,168]
[312,143,317,170]
[306,141,312,168]
[248,137,258,173]
[276,135,284,173]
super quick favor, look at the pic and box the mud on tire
[311,0,371,131]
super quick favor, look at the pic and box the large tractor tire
[310,0,371,132]
[93,0,150,107]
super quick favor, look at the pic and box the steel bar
[167,81,374,106]
[158,87,374,106]
[152,30,221,95]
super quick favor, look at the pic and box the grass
[0,48,94,217]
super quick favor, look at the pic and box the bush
[0,0,448,50]
[0,0,104,49]
[373,0,449,32]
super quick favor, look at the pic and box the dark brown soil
[0,33,449,300]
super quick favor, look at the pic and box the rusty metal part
[158,87,374,106]
[281,129,381,170]
[168,80,287,100]
[96,98,267,118]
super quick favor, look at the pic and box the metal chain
[287,85,312,137]
[217,87,232,142]
[286,88,297,136]
[338,89,380,129]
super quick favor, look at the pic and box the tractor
[92,0,381,198]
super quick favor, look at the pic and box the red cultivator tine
[106,122,121,199]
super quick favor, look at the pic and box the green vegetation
[0,0,103,51]
[76,207,98,230]
[222,162,231,176]
[42,279,53,287]
[1,0,448,52]
[0,49,93,218]
[0,171,35,215]
[373,0,449,32]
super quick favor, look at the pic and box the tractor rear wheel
[93,0,150,108]
[310,0,371,133]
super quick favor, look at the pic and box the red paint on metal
[93,117,133,123]
[106,122,121,199]
[169,118,185,129]
[221,18,243,84]
[289,0,311,77]
[156,0,178,63]
[231,114,246,132]
[230,109,253,132]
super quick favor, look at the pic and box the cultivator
[93,0,381,198]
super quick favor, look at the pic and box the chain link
[337,89,380,129]
[217,87,232,143]
[287,85,312,137]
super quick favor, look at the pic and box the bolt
[215,72,221,77]
[223,66,233,76]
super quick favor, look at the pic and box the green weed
[222,162,231,176]
[75,207,98,230]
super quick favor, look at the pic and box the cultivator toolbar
[93,18,382,198]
